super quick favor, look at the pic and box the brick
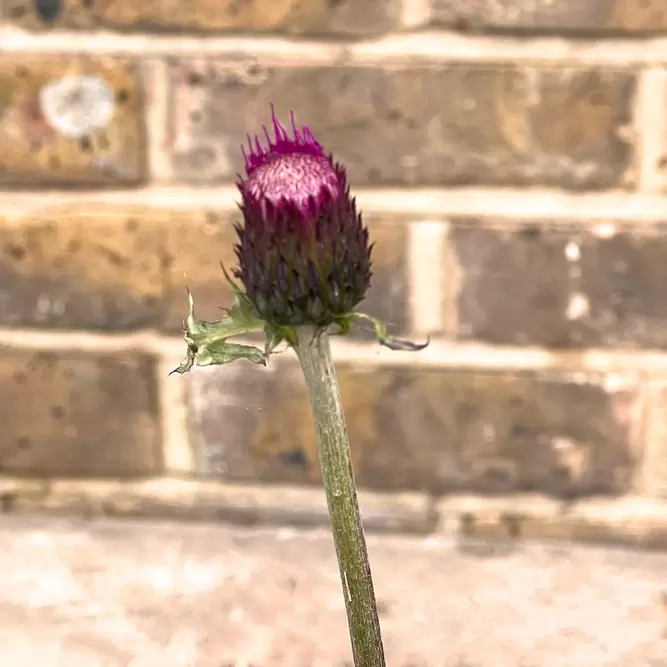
[0,348,161,476]
[0,205,406,335]
[351,216,410,340]
[187,360,640,497]
[0,206,239,332]
[0,56,145,187]
[2,0,398,36]
[168,60,635,190]
[444,219,667,348]
[165,212,409,337]
[429,0,667,34]
[434,495,667,550]
[0,205,164,330]
[162,210,239,333]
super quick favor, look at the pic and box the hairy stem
[294,326,386,667]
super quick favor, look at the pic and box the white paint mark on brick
[551,436,589,484]
[635,69,667,193]
[593,222,617,238]
[564,241,581,262]
[36,294,66,318]
[409,220,446,334]
[565,293,589,320]
[39,75,115,139]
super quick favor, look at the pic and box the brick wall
[2,0,667,544]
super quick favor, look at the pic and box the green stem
[294,326,386,667]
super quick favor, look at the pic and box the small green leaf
[192,339,266,368]
[171,288,266,374]
[349,312,430,351]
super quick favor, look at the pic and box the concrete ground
[0,516,665,667]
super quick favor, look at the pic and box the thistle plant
[173,106,427,667]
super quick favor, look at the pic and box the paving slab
[0,515,665,667]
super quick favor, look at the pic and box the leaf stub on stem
[345,312,430,351]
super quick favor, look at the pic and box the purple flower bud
[233,106,372,328]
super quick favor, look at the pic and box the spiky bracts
[233,107,372,328]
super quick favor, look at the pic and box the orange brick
[0,205,164,330]
[0,205,236,331]
[0,205,411,336]
[3,0,398,35]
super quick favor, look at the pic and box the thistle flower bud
[172,106,426,376]
[233,106,372,328]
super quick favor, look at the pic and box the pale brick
[443,218,667,348]
[0,348,161,476]
[0,56,145,187]
[187,359,640,497]
[430,0,667,34]
[167,60,635,190]
[2,0,398,35]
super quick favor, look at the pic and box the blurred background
[1,1,667,664]
[1,0,666,501]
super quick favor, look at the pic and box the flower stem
[294,326,386,667]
